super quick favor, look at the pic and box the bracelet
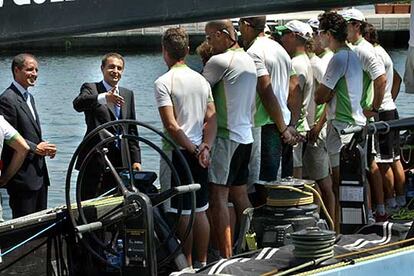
[281,126,289,135]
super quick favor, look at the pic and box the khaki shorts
[326,121,354,168]
[208,137,252,186]
[293,131,309,168]
[303,125,330,180]
[247,127,261,193]
[293,141,304,168]
[404,46,414,94]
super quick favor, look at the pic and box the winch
[289,227,336,259]
[249,178,333,248]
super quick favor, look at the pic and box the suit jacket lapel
[10,84,41,136]
[119,88,127,119]
[31,95,42,136]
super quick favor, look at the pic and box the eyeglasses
[317,29,337,35]
[206,29,234,41]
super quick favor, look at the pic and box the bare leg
[193,211,210,264]
[391,160,406,197]
[293,167,302,179]
[229,185,252,251]
[229,185,252,223]
[206,208,218,251]
[209,183,232,258]
[378,162,393,202]
[228,203,236,243]
[331,166,340,231]
[369,161,383,211]
[176,215,193,266]
[317,175,336,229]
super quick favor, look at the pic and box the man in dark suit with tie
[0,53,57,218]
[73,52,141,199]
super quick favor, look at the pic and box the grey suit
[0,83,49,217]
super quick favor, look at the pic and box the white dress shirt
[13,80,36,119]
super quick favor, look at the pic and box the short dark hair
[162,27,189,61]
[101,52,125,68]
[318,11,348,43]
[11,53,36,78]
[241,16,267,32]
[205,19,236,40]
[363,23,379,45]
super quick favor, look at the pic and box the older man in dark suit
[0,53,57,218]
[73,52,141,200]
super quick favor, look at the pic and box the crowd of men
[156,9,407,266]
[0,7,409,270]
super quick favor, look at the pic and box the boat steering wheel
[65,119,196,271]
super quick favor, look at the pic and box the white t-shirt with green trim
[292,52,314,132]
[322,48,366,126]
[154,64,213,149]
[246,36,292,127]
[0,115,18,157]
[351,38,386,110]
[203,48,257,144]
[308,50,333,126]
[374,45,397,111]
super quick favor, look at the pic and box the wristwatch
[193,144,200,156]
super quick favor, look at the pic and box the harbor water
[0,48,413,220]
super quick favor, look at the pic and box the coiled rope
[265,184,335,231]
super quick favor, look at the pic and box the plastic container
[106,239,124,271]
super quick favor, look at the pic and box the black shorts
[226,143,252,186]
[376,109,400,163]
[161,149,208,214]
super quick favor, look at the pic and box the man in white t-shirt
[341,8,387,221]
[202,19,256,258]
[155,27,216,267]
[364,23,406,219]
[0,116,29,221]
[341,8,386,115]
[277,20,314,179]
[239,16,300,206]
[404,0,414,93]
[303,18,336,225]
[315,11,365,229]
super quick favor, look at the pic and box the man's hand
[0,177,7,188]
[363,109,379,120]
[281,127,296,145]
[198,143,211,168]
[132,162,142,171]
[308,124,322,144]
[282,126,305,145]
[36,142,57,159]
[106,87,125,107]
